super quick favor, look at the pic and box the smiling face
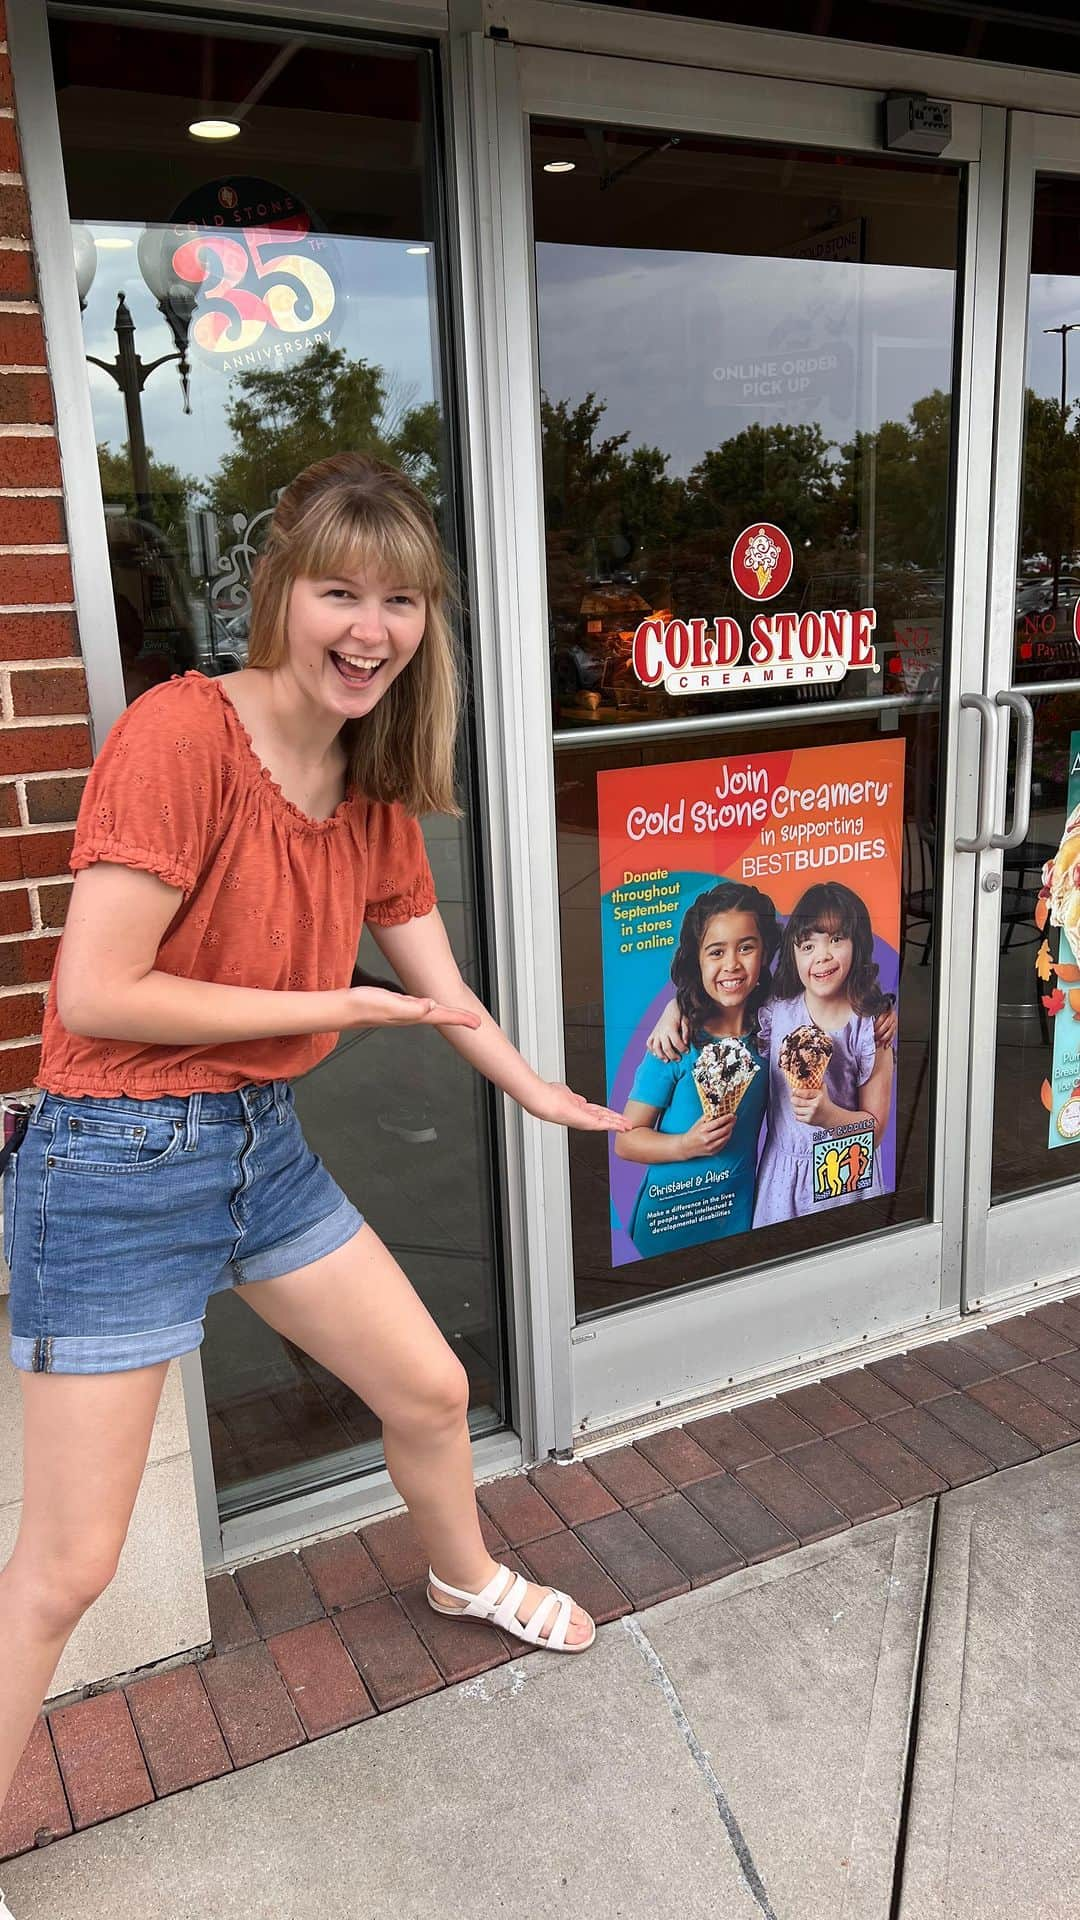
[284,570,427,720]
[793,922,854,999]
[698,910,764,1018]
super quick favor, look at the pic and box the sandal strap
[428,1565,577,1649]
[428,1563,518,1620]
[544,1590,575,1651]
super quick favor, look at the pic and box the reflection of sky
[78,222,439,487]
[536,244,956,476]
[1028,276,1080,405]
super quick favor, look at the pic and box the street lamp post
[1044,320,1080,417]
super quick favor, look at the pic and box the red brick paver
[0,1718,70,1862]
[633,1426,725,1486]
[520,1528,633,1629]
[199,1643,305,1768]
[205,1572,259,1652]
[360,1510,431,1589]
[575,1509,689,1609]
[334,1595,443,1711]
[684,1409,774,1470]
[968,1375,1080,1452]
[737,1455,850,1544]
[784,1438,900,1525]
[398,1581,512,1682]
[475,1475,564,1547]
[736,1397,819,1453]
[994,1313,1074,1361]
[634,1492,745,1586]
[833,1424,948,1505]
[686,1472,799,1564]
[125,1666,232,1798]
[300,1533,386,1612]
[878,1406,993,1489]
[778,1382,865,1436]
[268,1620,376,1737]
[828,1367,908,1420]
[234,1553,323,1638]
[528,1459,620,1525]
[50,1692,153,1830]
[923,1390,1039,1470]
[573,1443,670,1507]
[868,1355,951,1406]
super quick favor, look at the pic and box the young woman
[0,453,627,1908]
[615,881,778,1256]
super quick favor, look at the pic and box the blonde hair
[247,452,461,817]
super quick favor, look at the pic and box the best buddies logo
[630,521,878,695]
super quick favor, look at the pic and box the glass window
[53,11,505,1514]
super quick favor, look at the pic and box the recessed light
[544,160,576,174]
[95,237,133,251]
[406,245,431,256]
[188,118,241,141]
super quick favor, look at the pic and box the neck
[253,664,348,768]
[803,988,852,1030]
[704,1007,748,1038]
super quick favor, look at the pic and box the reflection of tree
[1019,391,1080,595]
[206,343,442,522]
[96,441,195,544]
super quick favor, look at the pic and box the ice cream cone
[696,1076,752,1123]
[754,565,772,595]
[782,1058,828,1097]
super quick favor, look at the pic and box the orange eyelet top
[38,674,436,1098]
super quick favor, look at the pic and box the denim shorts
[5,1081,364,1375]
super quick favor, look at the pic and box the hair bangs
[296,492,444,601]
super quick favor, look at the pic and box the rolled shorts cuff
[233,1195,364,1286]
[9,1317,205,1375]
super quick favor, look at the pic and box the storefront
[4,0,1080,1672]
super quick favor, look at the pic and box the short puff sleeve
[70,678,227,896]
[628,1048,679,1116]
[854,1014,878,1088]
[363,801,437,926]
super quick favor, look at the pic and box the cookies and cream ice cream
[692,1037,758,1119]
[778,1023,833,1095]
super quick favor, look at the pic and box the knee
[7,1539,122,1636]
[399,1354,471,1433]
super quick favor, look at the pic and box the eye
[389,592,420,607]
[323,588,353,600]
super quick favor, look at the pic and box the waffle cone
[697,1078,752,1122]
[782,1059,829,1097]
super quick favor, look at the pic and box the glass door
[968,116,1080,1306]
[476,44,992,1438]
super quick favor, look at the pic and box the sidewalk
[6,1431,1080,1915]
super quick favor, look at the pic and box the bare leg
[0,1364,168,1821]
[241,1224,592,1646]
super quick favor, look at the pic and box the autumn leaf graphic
[1042,1078,1054,1111]
[1057,960,1080,984]
[1035,896,1049,932]
[1043,987,1066,1015]
[1035,939,1054,984]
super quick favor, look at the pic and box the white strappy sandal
[427,1564,596,1654]
[0,1890,16,1917]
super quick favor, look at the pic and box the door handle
[989,690,1035,852]
[956,692,998,853]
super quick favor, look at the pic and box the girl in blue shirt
[615,881,779,1259]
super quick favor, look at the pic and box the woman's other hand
[529,1082,631,1131]
[646,998,691,1061]
[345,986,481,1031]
[680,1111,736,1156]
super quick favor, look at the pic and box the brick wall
[0,0,91,1096]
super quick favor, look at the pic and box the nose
[348,600,387,641]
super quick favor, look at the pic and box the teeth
[333,654,381,670]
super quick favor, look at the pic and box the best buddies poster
[598,741,905,1266]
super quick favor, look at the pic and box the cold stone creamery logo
[630,519,877,695]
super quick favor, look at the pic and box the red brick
[968,1374,1080,1452]
[867,1355,951,1405]
[0,118,19,172]
[1032,1299,1080,1341]
[684,1409,774,1471]
[0,375,52,429]
[915,1338,998,1389]
[0,187,29,246]
[945,1330,1033,1377]
[234,1552,323,1637]
[0,783,17,827]
[476,1475,564,1547]
[737,1455,850,1545]
[0,934,57,986]
[528,1459,620,1526]
[0,884,30,933]
[520,1528,633,1630]
[205,1574,258,1653]
[268,1619,375,1737]
[1040,1347,1080,1387]
[398,1580,511,1684]
[360,1510,432,1589]
[993,1313,1074,1361]
[0,555,72,605]
[0,989,41,1041]
[0,611,77,661]
[50,1691,152,1830]
[573,1509,688,1609]
[878,1407,992,1489]
[827,1367,912,1419]
[36,879,70,928]
[1015,1360,1080,1427]
[24,775,84,825]
[736,1397,819,1452]
[633,1427,724,1487]
[0,1040,40,1089]
[334,1594,443,1711]
[300,1533,386,1613]
[0,1716,71,1863]
[777,1382,865,1437]
[0,829,74,879]
[0,437,61,488]
[583,1443,670,1507]
[0,53,13,110]
[634,1493,744,1587]
[199,1643,304,1767]
[10,667,86,718]
[0,724,89,777]
[833,1425,948,1505]
[685,1473,799,1565]
[785,1438,901,1525]
[0,249,34,300]
[0,497,62,544]
[125,1666,231,1798]
[924,1391,1039,1470]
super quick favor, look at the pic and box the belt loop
[183,1092,202,1152]
[273,1081,287,1125]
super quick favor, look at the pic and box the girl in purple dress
[752,882,895,1225]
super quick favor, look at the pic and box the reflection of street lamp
[1043,321,1080,416]
[73,226,196,526]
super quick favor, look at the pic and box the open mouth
[330,651,384,689]
[717,977,746,993]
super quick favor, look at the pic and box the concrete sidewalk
[5,1446,1080,1920]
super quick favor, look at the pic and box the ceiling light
[406,245,431,256]
[544,160,576,174]
[188,118,242,141]
[95,237,133,251]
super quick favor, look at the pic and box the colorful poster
[598,740,905,1266]
[1043,732,1080,1146]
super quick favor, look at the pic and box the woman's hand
[528,1081,631,1132]
[646,999,691,1062]
[680,1112,736,1156]
[344,986,481,1031]
[873,1005,898,1050]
